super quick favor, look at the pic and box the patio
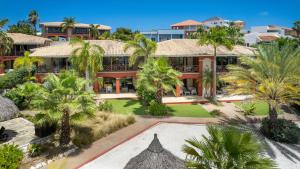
[0,118,43,151]
[80,123,300,169]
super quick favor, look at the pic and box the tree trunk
[268,103,278,121]
[60,107,71,146]
[85,67,91,91]
[67,28,72,41]
[155,88,163,104]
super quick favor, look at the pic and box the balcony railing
[172,65,199,73]
[103,65,138,72]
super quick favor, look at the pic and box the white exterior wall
[251,26,269,33]
[244,33,260,46]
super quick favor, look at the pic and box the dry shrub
[71,112,135,147]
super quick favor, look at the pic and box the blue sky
[1,0,299,31]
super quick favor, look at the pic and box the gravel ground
[81,123,300,169]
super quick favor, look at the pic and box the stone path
[202,102,245,120]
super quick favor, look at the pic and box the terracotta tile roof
[258,35,279,42]
[171,20,202,27]
[40,22,111,30]
[7,33,52,45]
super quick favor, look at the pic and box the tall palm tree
[182,126,276,169]
[222,43,300,121]
[89,24,100,39]
[61,17,76,41]
[69,38,104,90]
[293,20,300,37]
[32,70,97,146]
[202,67,213,98]
[137,57,182,104]
[226,26,244,45]
[13,51,44,69]
[0,19,8,29]
[197,27,233,98]
[124,34,157,66]
[28,10,39,34]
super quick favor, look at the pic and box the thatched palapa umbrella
[124,134,188,169]
[0,96,19,122]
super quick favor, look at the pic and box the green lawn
[234,101,269,116]
[106,99,212,117]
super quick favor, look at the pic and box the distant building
[141,29,184,42]
[244,25,296,46]
[170,20,203,36]
[40,22,111,40]
[202,17,245,29]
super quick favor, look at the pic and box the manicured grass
[234,101,269,116]
[106,99,212,117]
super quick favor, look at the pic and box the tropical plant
[13,51,44,69]
[148,100,169,116]
[293,20,300,37]
[182,126,276,169]
[226,26,244,45]
[61,17,76,41]
[197,26,233,97]
[89,24,100,39]
[202,66,213,97]
[124,34,157,66]
[261,118,300,144]
[0,19,8,29]
[222,44,300,121]
[112,27,136,41]
[27,143,42,157]
[7,20,35,35]
[0,67,35,90]
[28,10,39,33]
[98,101,113,112]
[4,82,42,110]
[98,31,111,40]
[31,70,97,145]
[137,57,182,104]
[69,38,104,90]
[0,144,24,169]
[0,30,13,72]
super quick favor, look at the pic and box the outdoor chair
[183,87,191,95]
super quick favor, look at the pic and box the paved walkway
[65,116,219,169]
[202,102,246,120]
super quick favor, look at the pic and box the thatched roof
[0,96,19,122]
[30,39,256,58]
[40,22,112,30]
[7,33,52,45]
[156,39,256,57]
[124,134,188,169]
[30,40,133,58]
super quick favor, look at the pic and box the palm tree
[61,17,76,41]
[28,10,39,33]
[89,24,100,39]
[13,51,44,69]
[226,26,244,45]
[32,70,97,146]
[293,20,300,37]
[69,38,104,90]
[137,57,182,104]
[222,43,300,121]
[0,19,8,29]
[182,126,276,169]
[197,26,233,98]
[202,66,213,98]
[124,34,157,66]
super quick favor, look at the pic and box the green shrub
[260,118,300,144]
[0,67,35,91]
[5,82,43,110]
[136,84,156,106]
[148,101,168,116]
[27,143,42,157]
[243,103,255,116]
[209,109,222,117]
[98,101,113,112]
[0,144,24,169]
